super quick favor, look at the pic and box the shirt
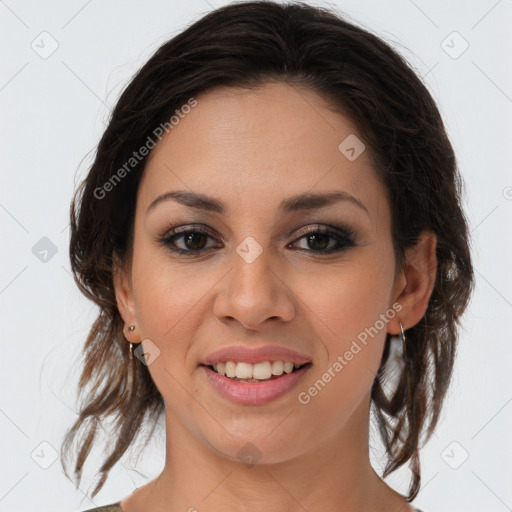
[80,503,428,512]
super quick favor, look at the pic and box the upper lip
[200,345,312,366]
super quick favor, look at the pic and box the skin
[114,82,437,512]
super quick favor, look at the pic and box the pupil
[308,234,329,250]
[185,233,206,250]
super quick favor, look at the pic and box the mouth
[199,361,313,383]
[199,361,313,405]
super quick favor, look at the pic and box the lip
[200,363,312,405]
[199,345,312,366]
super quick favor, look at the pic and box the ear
[112,253,137,325]
[388,230,437,334]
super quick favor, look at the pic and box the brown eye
[290,225,356,254]
[180,232,209,251]
[304,233,332,251]
[158,225,221,256]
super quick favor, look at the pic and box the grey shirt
[80,503,428,512]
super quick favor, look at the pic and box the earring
[128,325,135,361]
[399,321,407,359]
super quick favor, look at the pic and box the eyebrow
[146,189,369,216]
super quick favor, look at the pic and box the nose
[213,246,296,330]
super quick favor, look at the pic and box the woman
[62,1,474,511]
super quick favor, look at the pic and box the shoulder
[80,503,122,512]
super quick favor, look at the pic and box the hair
[61,0,474,502]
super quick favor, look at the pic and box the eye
[158,224,222,256]
[289,224,356,254]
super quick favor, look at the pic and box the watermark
[440,31,469,60]
[237,441,263,467]
[93,97,198,200]
[31,441,59,469]
[31,31,59,59]
[297,302,402,404]
[441,441,469,469]
[236,236,263,263]
[32,236,58,263]
[133,338,161,366]
[338,134,365,161]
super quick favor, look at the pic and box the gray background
[1,0,511,511]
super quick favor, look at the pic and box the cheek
[130,244,205,357]
[298,249,395,401]
[302,255,395,343]
[129,251,210,400]
[295,272,393,432]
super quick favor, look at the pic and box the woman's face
[115,82,407,464]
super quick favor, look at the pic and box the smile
[200,362,313,405]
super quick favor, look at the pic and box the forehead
[139,82,387,220]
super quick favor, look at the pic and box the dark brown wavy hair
[61,0,474,502]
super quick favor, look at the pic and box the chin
[203,430,308,467]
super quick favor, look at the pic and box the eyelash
[157,223,357,257]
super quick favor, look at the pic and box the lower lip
[200,364,312,405]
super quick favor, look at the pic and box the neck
[129,394,413,512]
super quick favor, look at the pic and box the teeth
[283,361,294,374]
[235,362,254,379]
[211,360,304,380]
[271,360,284,376]
[252,361,272,380]
[225,361,236,378]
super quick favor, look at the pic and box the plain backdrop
[1,1,511,511]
